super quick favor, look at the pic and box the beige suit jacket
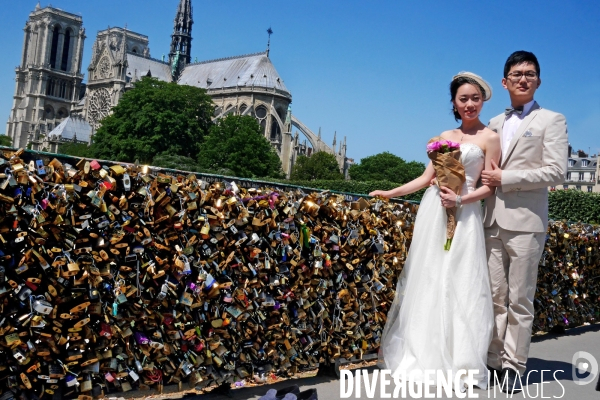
[483,102,568,233]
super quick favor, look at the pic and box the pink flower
[426,142,442,152]
[427,139,461,154]
[447,141,461,149]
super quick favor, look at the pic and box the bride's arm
[369,162,435,198]
[440,131,501,206]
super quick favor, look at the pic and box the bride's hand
[439,186,457,208]
[369,190,388,198]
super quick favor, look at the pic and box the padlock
[99,322,113,338]
[32,297,53,315]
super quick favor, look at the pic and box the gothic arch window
[88,88,112,129]
[254,105,268,135]
[60,28,72,71]
[46,77,56,97]
[259,119,266,135]
[270,119,281,141]
[239,104,247,115]
[59,81,67,98]
[49,25,60,69]
[255,105,267,119]
[213,107,222,117]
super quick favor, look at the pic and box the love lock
[0,147,585,398]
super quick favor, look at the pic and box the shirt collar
[512,99,536,119]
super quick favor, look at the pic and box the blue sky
[1,1,599,164]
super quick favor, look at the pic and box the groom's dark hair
[503,51,540,78]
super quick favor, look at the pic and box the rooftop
[126,53,171,83]
[47,115,92,143]
[178,52,290,95]
[30,5,82,21]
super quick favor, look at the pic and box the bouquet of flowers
[427,137,466,250]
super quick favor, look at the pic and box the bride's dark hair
[450,77,486,121]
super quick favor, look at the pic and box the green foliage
[0,135,12,147]
[57,142,92,158]
[260,178,424,202]
[90,77,214,164]
[548,189,600,224]
[197,115,284,179]
[151,154,202,172]
[349,152,425,183]
[290,152,344,181]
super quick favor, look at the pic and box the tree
[290,151,343,181]
[152,154,201,172]
[90,77,214,164]
[0,135,12,147]
[197,115,284,178]
[58,142,92,158]
[349,152,425,184]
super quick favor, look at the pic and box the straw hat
[452,71,492,101]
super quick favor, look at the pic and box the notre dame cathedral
[6,1,349,177]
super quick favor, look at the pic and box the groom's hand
[481,160,502,186]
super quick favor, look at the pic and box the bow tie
[505,106,524,117]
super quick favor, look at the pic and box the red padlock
[99,322,112,338]
[89,160,101,170]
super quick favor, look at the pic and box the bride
[370,72,501,391]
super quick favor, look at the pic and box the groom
[481,51,568,393]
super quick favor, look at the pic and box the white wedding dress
[378,143,494,391]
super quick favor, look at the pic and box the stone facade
[82,27,152,130]
[552,146,598,193]
[7,1,349,178]
[6,4,86,150]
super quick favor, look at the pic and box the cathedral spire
[169,0,193,81]
[332,131,337,153]
[266,27,273,57]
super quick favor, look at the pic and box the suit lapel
[501,102,540,167]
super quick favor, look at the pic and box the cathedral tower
[168,0,193,80]
[83,27,151,129]
[6,4,85,149]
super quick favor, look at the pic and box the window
[49,25,60,69]
[270,119,281,141]
[255,106,267,119]
[579,172,585,181]
[563,185,568,190]
[588,186,593,192]
[581,160,589,167]
[576,185,581,191]
[566,172,571,181]
[568,159,575,167]
[591,173,596,182]
[60,29,71,71]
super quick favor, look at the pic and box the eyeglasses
[507,71,538,83]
